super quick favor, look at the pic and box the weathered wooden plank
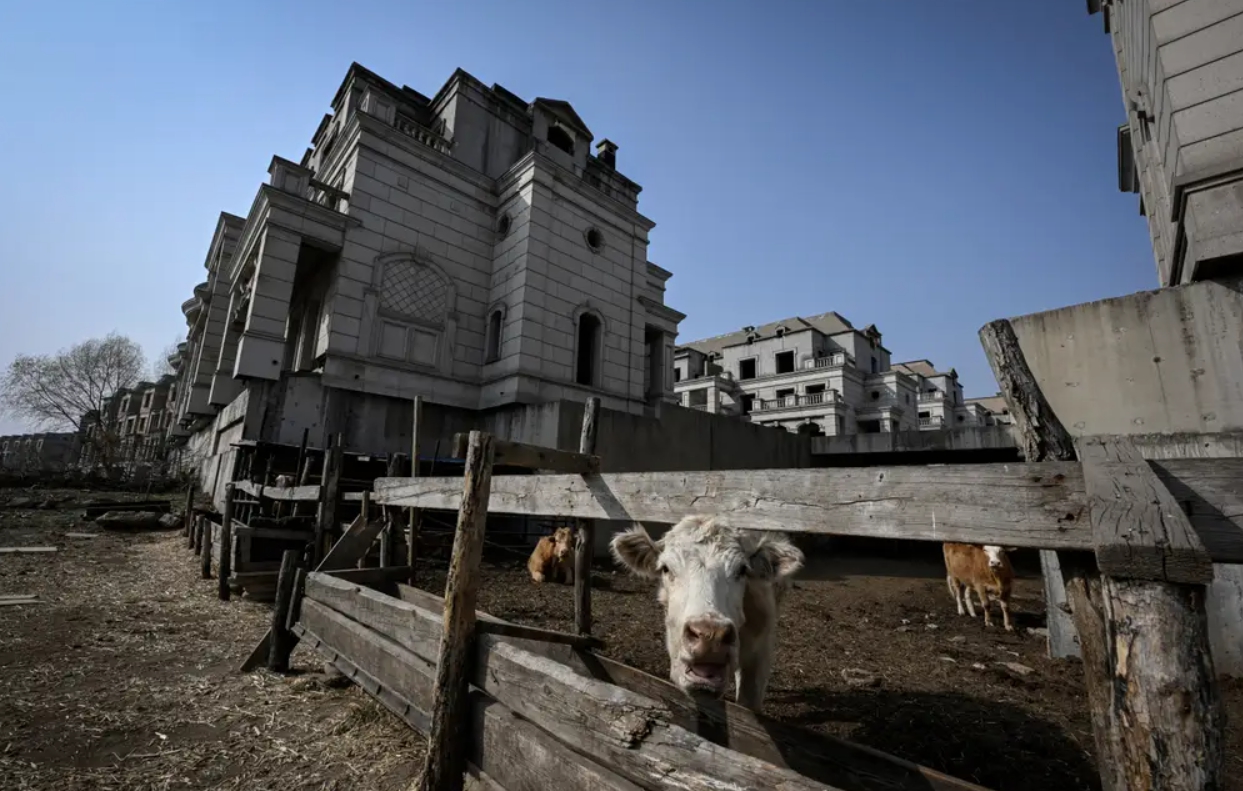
[268,549,301,673]
[389,581,987,791]
[218,483,236,601]
[294,603,640,791]
[0,546,57,554]
[416,431,496,791]
[575,396,601,638]
[235,479,322,502]
[476,621,604,651]
[979,319,1077,463]
[410,395,423,587]
[1077,437,1213,584]
[1037,550,1080,659]
[1156,458,1243,561]
[322,565,413,591]
[372,463,1088,549]
[451,431,601,475]
[307,575,983,791]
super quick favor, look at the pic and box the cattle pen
[235,354,1238,791]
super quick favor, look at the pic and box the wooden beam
[450,432,601,475]
[306,574,983,791]
[369,457,1243,561]
[375,463,1086,547]
[415,430,495,791]
[294,602,641,791]
[1073,436,1223,790]
[267,549,301,673]
[979,319,1076,462]
[409,395,423,587]
[475,620,604,651]
[1078,437,1213,584]
[574,396,600,637]
[235,479,322,502]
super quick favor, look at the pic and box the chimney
[596,138,618,168]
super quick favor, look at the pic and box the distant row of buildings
[5,62,1008,480]
[672,312,1010,437]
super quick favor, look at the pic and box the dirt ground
[0,488,424,791]
[2,488,1241,791]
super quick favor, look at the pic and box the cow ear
[750,536,804,581]
[610,526,661,578]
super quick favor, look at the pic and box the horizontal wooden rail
[451,432,601,475]
[364,459,1243,562]
[235,480,322,502]
[305,573,986,791]
[476,620,604,651]
[293,606,640,791]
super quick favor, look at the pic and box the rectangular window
[775,350,795,374]
[738,358,757,380]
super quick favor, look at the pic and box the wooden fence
[252,396,1238,791]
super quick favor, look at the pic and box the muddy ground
[2,487,1241,791]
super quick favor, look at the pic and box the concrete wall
[1006,276,1243,676]
[1009,275,1243,436]
[812,425,1018,456]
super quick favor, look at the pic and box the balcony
[805,353,854,370]
[394,114,453,155]
[918,392,946,403]
[757,390,842,412]
[919,416,945,428]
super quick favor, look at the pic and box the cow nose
[684,617,736,648]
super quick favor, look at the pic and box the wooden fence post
[980,318,1224,791]
[268,549,302,673]
[574,396,600,636]
[414,430,495,791]
[408,395,423,587]
[315,434,343,567]
[200,518,212,580]
[218,483,236,601]
[182,481,194,540]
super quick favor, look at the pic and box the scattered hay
[0,487,424,791]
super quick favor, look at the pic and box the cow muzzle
[675,615,737,696]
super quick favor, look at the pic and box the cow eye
[657,563,669,575]
[735,564,749,579]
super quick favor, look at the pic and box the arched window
[485,309,503,363]
[548,125,574,156]
[575,313,602,387]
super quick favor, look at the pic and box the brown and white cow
[942,542,1015,631]
[610,514,804,712]
[527,526,576,585]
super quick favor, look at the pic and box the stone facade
[168,63,685,472]
[0,432,82,473]
[673,312,997,436]
[1091,0,1243,287]
[81,376,177,468]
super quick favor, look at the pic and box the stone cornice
[638,295,686,323]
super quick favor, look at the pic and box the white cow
[609,514,804,712]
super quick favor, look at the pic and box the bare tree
[150,337,184,380]
[0,333,146,468]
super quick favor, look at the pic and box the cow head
[982,545,1009,570]
[551,526,575,561]
[609,515,803,699]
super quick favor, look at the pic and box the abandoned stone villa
[673,313,1004,436]
[153,63,690,494]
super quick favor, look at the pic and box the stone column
[234,226,302,381]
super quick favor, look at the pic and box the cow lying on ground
[527,526,576,584]
[942,542,1015,631]
[610,514,804,712]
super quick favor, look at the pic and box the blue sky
[0,0,1157,435]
